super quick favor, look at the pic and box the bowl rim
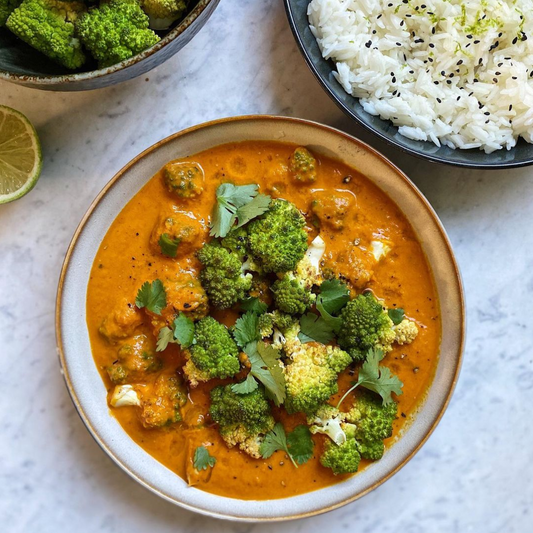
[0,0,216,85]
[55,114,465,521]
[283,0,533,170]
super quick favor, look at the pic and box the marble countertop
[1,0,532,531]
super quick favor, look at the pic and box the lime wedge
[0,106,42,204]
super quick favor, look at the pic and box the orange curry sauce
[86,141,441,500]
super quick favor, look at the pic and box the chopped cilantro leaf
[193,446,216,471]
[240,297,268,314]
[244,341,286,406]
[173,313,195,348]
[337,348,403,408]
[233,311,260,348]
[388,308,405,325]
[287,425,314,465]
[319,279,350,314]
[260,422,298,467]
[156,326,174,352]
[315,297,343,334]
[135,279,166,315]
[235,194,271,228]
[298,312,335,344]
[260,423,313,467]
[210,183,271,238]
[231,372,259,394]
[158,233,180,258]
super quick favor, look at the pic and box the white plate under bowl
[56,115,464,521]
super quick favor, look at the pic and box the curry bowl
[56,115,464,521]
[284,0,533,169]
[0,0,219,91]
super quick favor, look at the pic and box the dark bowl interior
[285,0,533,168]
[0,0,219,90]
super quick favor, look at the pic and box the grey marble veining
[1,0,532,531]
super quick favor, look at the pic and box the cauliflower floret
[394,319,419,345]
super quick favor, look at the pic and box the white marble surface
[1,0,532,531]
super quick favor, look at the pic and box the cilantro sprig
[232,341,286,405]
[388,308,405,325]
[158,233,180,258]
[260,423,314,468]
[315,279,351,334]
[135,279,167,315]
[298,312,334,344]
[156,312,195,352]
[210,183,271,238]
[193,446,216,471]
[337,347,403,408]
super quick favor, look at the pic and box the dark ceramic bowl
[284,0,533,168]
[0,0,219,91]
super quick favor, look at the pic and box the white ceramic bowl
[56,115,464,521]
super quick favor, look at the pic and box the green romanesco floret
[183,317,240,386]
[209,384,275,458]
[6,0,86,69]
[307,404,347,445]
[288,147,317,183]
[320,424,361,475]
[337,293,419,362]
[271,274,315,315]
[337,293,396,362]
[248,199,308,274]
[1,0,21,26]
[345,390,397,460]
[283,329,352,415]
[220,226,250,259]
[258,311,297,338]
[76,0,159,69]
[141,0,187,29]
[197,241,253,309]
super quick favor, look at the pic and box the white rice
[308,0,533,152]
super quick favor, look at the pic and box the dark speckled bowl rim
[0,0,215,86]
[284,0,533,169]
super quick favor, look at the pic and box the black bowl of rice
[285,0,533,168]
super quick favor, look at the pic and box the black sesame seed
[469,92,474,96]
[457,60,463,65]
[495,71,501,75]
[512,76,517,80]
[498,63,503,67]
[441,70,445,75]
[446,79,452,84]
[396,42,401,46]
[392,77,397,82]
[512,37,518,45]
[429,43,435,48]
[434,81,439,85]
[432,27,436,34]
[484,111,490,116]
[466,34,472,39]
[437,98,442,103]
[509,105,513,110]
[365,40,372,48]
[457,96,461,101]
[474,40,480,44]
[493,77,498,83]
[377,14,382,18]
[474,78,478,82]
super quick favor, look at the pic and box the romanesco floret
[162,161,204,198]
[271,274,315,315]
[141,0,187,30]
[288,147,317,183]
[183,317,240,386]
[320,424,361,475]
[283,331,351,415]
[394,318,419,345]
[307,404,347,445]
[139,374,187,428]
[248,199,308,273]
[1,0,21,26]
[345,390,397,460]
[220,226,249,258]
[197,241,253,309]
[209,385,275,458]
[76,0,159,69]
[337,292,396,362]
[6,0,86,69]
[258,310,297,338]
[107,334,161,384]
